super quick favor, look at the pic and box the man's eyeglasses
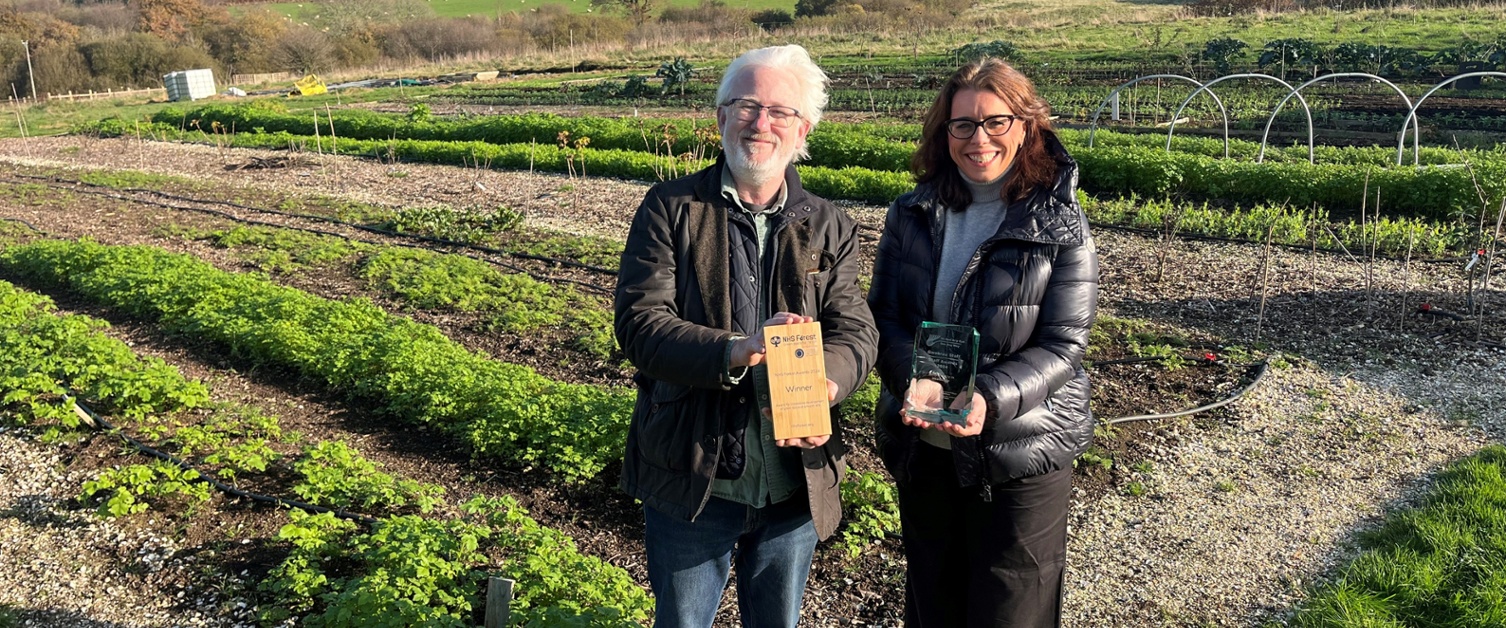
[945,114,1022,140]
[723,98,802,128]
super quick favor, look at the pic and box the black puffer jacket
[868,138,1099,489]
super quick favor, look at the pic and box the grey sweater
[931,174,1009,323]
[922,173,1008,449]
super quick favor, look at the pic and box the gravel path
[1,136,1503,627]
[0,427,256,627]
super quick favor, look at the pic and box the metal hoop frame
[1167,73,1315,163]
[1086,74,1232,158]
[1395,71,1506,166]
[1256,72,1419,166]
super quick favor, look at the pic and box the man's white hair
[716,44,830,132]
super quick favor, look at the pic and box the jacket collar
[901,133,1085,247]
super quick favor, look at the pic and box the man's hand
[730,312,813,368]
[775,378,838,449]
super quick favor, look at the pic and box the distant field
[263,0,794,21]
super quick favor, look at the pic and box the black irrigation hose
[1091,354,1200,367]
[1102,359,1272,426]
[5,175,612,295]
[18,173,620,276]
[0,216,45,233]
[68,395,379,527]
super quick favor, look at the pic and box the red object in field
[1420,302,1433,311]
[1204,352,1218,361]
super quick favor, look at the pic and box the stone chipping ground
[0,135,1503,626]
[0,428,257,628]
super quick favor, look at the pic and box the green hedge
[113,106,1506,219]
[0,240,632,482]
[1074,144,1506,222]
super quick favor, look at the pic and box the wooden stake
[1255,221,1276,343]
[484,577,514,628]
[325,104,338,155]
[1365,187,1378,320]
[1399,226,1415,330]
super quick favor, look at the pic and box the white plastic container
[162,69,216,102]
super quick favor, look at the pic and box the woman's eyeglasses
[723,98,802,128]
[945,114,1021,140]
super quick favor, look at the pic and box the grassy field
[263,0,795,21]
[1283,445,1506,627]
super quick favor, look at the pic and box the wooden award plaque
[762,321,831,440]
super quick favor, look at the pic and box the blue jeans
[643,496,818,628]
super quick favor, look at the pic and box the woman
[867,57,1099,627]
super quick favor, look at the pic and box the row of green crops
[99,121,918,205]
[123,105,1506,222]
[1080,195,1466,258]
[0,239,633,482]
[155,102,1501,171]
[173,224,619,359]
[0,277,651,625]
[0,278,208,428]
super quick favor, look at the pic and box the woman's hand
[731,312,813,368]
[936,393,987,437]
[900,379,944,428]
[902,382,987,437]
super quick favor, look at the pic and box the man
[614,44,877,628]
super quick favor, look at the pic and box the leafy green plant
[357,247,568,331]
[80,460,212,517]
[0,279,208,428]
[567,307,617,359]
[305,515,488,627]
[838,472,901,559]
[1200,37,1248,74]
[406,103,432,124]
[1075,447,1113,472]
[292,441,443,513]
[200,226,368,273]
[840,373,882,422]
[656,58,695,97]
[955,40,1019,62]
[461,496,652,624]
[0,240,633,482]
[374,205,521,244]
[169,410,282,482]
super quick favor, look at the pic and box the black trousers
[896,443,1072,628]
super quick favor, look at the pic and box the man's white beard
[723,135,789,188]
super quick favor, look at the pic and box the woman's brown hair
[910,57,1059,207]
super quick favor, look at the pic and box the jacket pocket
[637,382,699,473]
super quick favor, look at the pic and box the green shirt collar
[720,167,787,215]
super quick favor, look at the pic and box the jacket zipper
[931,204,996,498]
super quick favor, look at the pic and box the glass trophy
[908,322,979,426]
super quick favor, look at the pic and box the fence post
[484,577,514,628]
